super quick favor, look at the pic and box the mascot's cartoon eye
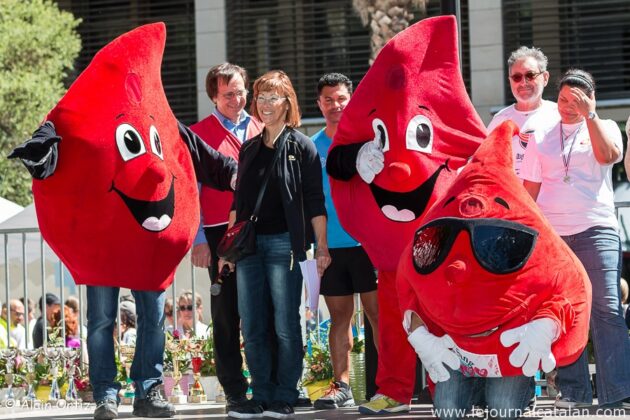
[116,123,146,162]
[406,115,433,153]
[149,125,163,160]
[372,118,390,152]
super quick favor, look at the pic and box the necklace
[559,122,583,184]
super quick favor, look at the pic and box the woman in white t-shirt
[521,69,630,409]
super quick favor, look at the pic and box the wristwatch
[587,111,597,120]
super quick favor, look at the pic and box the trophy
[45,347,62,403]
[1,348,18,404]
[165,339,187,404]
[62,348,81,403]
[187,339,207,403]
[20,348,41,404]
[119,345,136,404]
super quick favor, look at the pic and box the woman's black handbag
[217,133,287,263]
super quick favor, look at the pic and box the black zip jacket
[233,127,326,260]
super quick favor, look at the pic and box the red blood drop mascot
[9,23,235,291]
[397,121,591,414]
[326,16,486,409]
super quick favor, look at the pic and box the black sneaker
[262,401,294,419]
[94,399,118,420]
[621,396,630,409]
[226,395,250,413]
[132,386,176,418]
[227,399,264,418]
[313,381,355,409]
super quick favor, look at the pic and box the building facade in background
[57,0,630,136]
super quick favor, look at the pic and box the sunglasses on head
[509,71,543,83]
[412,217,538,275]
[179,305,193,311]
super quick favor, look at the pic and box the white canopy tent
[0,197,23,225]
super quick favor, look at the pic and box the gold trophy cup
[165,339,187,404]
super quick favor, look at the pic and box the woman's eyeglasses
[178,305,193,311]
[412,217,538,275]
[256,95,287,105]
[509,71,543,83]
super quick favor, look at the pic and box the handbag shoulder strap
[250,129,288,221]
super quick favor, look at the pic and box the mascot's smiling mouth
[111,176,175,232]
[370,162,448,222]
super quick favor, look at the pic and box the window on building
[57,0,197,124]
[502,0,630,102]
[227,0,470,119]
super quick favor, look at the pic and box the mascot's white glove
[500,318,559,377]
[356,137,384,184]
[408,326,460,383]
[230,173,237,191]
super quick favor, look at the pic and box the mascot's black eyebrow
[368,108,376,116]
[418,105,430,111]
[494,197,510,209]
[115,113,125,119]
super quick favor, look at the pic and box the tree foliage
[0,0,81,206]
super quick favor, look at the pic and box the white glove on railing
[356,138,384,184]
[500,318,558,377]
[408,326,460,383]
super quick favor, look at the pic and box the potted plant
[302,341,333,401]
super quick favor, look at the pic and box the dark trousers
[204,225,249,400]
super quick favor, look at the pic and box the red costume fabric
[328,16,486,402]
[33,23,199,291]
[397,121,592,376]
[191,114,263,226]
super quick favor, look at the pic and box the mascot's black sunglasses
[412,217,539,275]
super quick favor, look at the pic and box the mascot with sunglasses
[397,121,591,419]
[326,16,486,414]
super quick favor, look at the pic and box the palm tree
[353,0,429,65]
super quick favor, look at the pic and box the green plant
[199,330,216,376]
[0,0,81,205]
[351,336,365,354]
[302,342,333,385]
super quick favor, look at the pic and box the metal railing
[0,227,207,357]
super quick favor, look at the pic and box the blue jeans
[87,286,166,402]
[236,233,304,405]
[558,226,630,405]
[433,368,534,420]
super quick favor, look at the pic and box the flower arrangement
[163,328,218,376]
[302,341,333,385]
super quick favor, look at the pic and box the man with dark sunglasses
[487,46,559,177]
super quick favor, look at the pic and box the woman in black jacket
[222,70,331,418]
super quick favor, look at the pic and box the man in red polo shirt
[190,63,263,413]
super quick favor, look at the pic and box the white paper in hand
[299,259,321,312]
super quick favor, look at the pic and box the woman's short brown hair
[250,70,301,128]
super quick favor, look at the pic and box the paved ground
[0,397,627,419]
